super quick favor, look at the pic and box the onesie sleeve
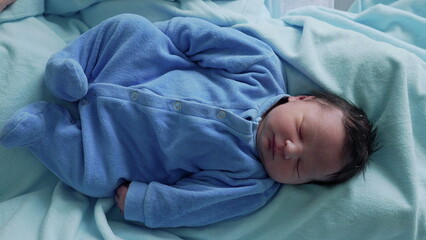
[154,17,286,92]
[124,175,280,228]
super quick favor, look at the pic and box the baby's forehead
[308,100,346,124]
[309,98,339,111]
[304,103,346,148]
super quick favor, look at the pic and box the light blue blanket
[0,0,424,239]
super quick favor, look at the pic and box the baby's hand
[0,0,16,12]
[115,182,130,213]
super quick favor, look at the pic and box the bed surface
[0,0,425,239]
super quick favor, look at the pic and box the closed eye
[298,119,304,141]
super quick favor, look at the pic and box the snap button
[173,101,182,110]
[81,98,88,105]
[90,89,96,96]
[131,91,139,100]
[217,110,226,119]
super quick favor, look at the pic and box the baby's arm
[155,17,285,91]
[117,176,279,228]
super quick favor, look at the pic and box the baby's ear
[288,96,316,102]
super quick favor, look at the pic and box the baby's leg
[45,14,174,102]
[45,57,88,102]
[0,102,48,148]
[0,102,115,197]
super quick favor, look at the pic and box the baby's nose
[283,140,301,160]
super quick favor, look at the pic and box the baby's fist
[115,182,130,213]
[0,0,15,12]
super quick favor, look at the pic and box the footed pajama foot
[0,101,49,148]
[45,57,88,102]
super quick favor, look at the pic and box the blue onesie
[0,14,288,227]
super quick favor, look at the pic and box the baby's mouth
[270,135,275,160]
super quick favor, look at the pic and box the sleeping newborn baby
[0,14,377,228]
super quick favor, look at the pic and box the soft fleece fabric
[0,14,286,228]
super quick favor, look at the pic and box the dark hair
[308,91,379,185]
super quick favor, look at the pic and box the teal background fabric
[0,0,425,239]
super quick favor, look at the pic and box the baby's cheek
[266,162,290,183]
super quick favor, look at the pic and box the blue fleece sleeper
[0,14,288,227]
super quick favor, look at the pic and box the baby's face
[256,96,346,184]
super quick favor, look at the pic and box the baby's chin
[269,173,308,185]
[256,141,267,164]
